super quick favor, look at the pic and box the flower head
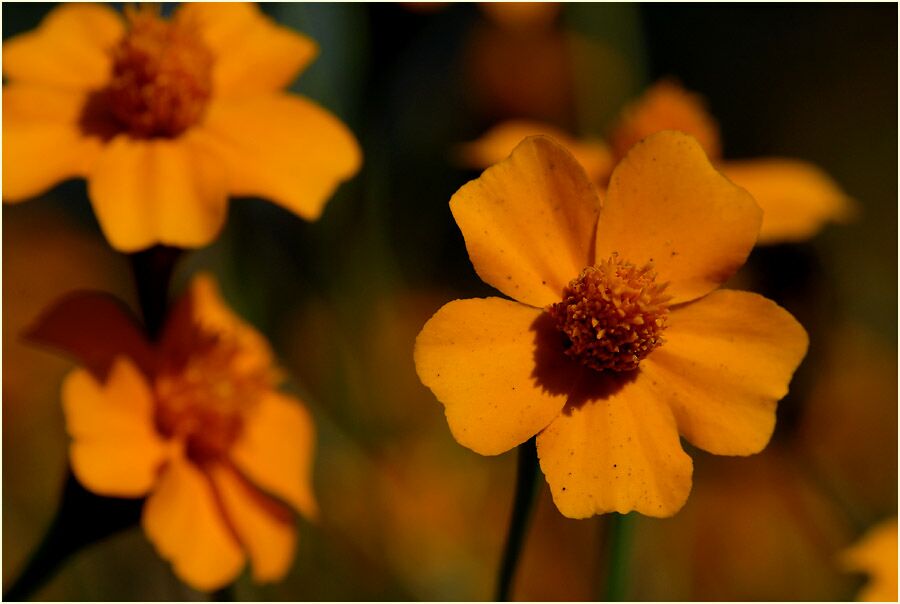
[3,3,362,252]
[28,274,317,590]
[415,132,808,518]
[842,518,898,602]
[462,79,854,244]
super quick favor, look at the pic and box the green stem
[3,472,143,601]
[604,512,635,601]
[495,437,539,601]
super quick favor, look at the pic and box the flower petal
[414,297,580,456]
[595,131,762,305]
[642,290,808,456]
[161,273,274,377]
[209,463,297,583]
[536,371,693,518]
[62,358,167,497]
[177,2,318,97]
[195,94,361,221]
[718,158,856,245]
[25,291,155,379]
[230,392,318,520]
[142,455,245,592]
[2,85,106,202]
[609,80,721,162]
[843,519,898,602]
[88,134,229,252]
[2,3,122,89]
[450,136,601,308]
[458,120,613,184]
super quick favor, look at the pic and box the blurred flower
[478,3,561,30]
[612,80,855,244]
[415,132,807,518]
[457,120,612,183]
[463,79,854,244]
[3,3,361,252]
[842,518,898,602]
[28,274,317,591]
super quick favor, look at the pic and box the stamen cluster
[548,255,671,372]
[106,6,214,138]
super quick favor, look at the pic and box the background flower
[3,2,361,251]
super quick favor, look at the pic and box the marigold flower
[415,132,808,518]
[27,274,317,590]
[462,80,854,244]
[3,3,361,252]
[842,518,898,602]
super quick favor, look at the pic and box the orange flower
[415,132,808,518]
[3,3,361,252]
[842,518,898,602]
[28,274,317,590]
[463,80,854,244]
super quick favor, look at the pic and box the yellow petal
[194,94,361,221]
[450,136,601,308]
[2,3,122,89]
[62,358,167,497]
[642,290,808,455]
[458,120,613,184]
[414,297,580,456]
[25,291,156,380]
[536,371,693,518]
[609,79,721,162]
[718,158,856,244]
[843,518,898,602]
[209,463,297,583]
[88,134,228,252]
[230,392,318,520]
[2,84,106,202]
[177,2,318,97]
[161,273,275,377]
[596,131,762,304]
[142,455,245,592]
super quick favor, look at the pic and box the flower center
[105,6,213,138]
[154,331,272,463]
[547,255,671,372]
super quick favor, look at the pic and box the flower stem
[3,472,143,601]
[604,512,635,601]
[129,245,182,340]
[495,437,539,601]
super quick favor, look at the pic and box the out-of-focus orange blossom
[29,274,317,591]
[842,518,898,602]
[464,79,855,244]
[3,2,361,251]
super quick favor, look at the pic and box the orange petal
[88,134,229,252]
[609,79,721,162]
[3,84,105,202]
[414,297,580,455]
[536,371,693,518]
[843,518,898,602]
[161,273,275,377]
[209,463,297,583]
[596,131,761,305]
[642,290,808,455]
[177,3,318,97]
[229,392,317,519]
[458,120,613,183]
[25,291,155,380]
[142,455,245,592]
[194,94,361,221]
[62,358,167,497]
[450,136,601,308]
[2,3,122,89]
[718,158,856,244]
